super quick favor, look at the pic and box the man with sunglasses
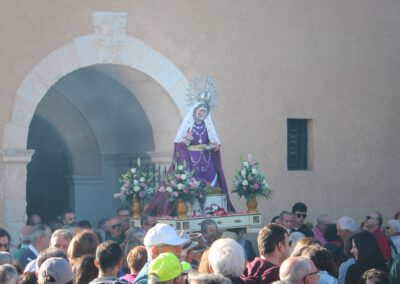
[291,202,314,238]
[364,211,392,263]
[106,217,125,245]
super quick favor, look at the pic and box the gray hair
[0,264,19,284]
[208,238,245,278]
[31,224,50,242]
[279,211,292,221]
[0,253,14,265]
[51,229,72,242]
[336,216,358,233]
[316,214,330,225]
[188,272,232,284]
[279,256,315,283]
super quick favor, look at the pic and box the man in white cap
[134,223,188,284]
[38,257,73,284]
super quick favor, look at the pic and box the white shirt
[28,244,39,257]
[23,245,40,272]
[319,270,338,284]
[24,259,37,272]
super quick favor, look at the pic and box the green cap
[148,252,191,282]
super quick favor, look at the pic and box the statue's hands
[184,129,193,146]
[210,142,220,152]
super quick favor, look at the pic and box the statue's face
[192,103,210,123]
[196,106,208,121]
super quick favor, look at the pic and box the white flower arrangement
[158,160,207,203]
[233,156,272,201]
[114,158,155,201]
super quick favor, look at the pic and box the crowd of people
[0,203,399,284]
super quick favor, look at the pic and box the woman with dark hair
[0,228,11,252]
[345,231,388,284]
[72,254,98,284]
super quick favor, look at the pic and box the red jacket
[241,257,280,284]
[372,227,392,262]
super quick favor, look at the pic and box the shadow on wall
[27,114,71,224]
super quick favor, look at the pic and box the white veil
[174,103,221,145]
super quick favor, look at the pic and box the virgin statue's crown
[199,91,211,104]
[187,75,219,111]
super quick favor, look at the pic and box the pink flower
[183,188,189,193]
[176,175,181,180]
[139,191,145,198]
[252,183,260,190]
[173,191,179,197]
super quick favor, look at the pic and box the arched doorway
[26,66,159,225]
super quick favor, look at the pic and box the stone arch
[1,11,189,240]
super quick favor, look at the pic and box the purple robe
[146,122,235,216]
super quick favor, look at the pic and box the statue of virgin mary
[146,75,235,216]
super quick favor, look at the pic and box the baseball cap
[148,252,191,282]
[144,223,188,247]
[38,257,73,284]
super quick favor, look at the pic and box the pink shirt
[119,273,138,283]
[312,227,327,245]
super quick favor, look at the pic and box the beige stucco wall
[1,0,400,233]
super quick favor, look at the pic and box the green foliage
[232,158,272,201]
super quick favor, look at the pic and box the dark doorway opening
[27,114,71,224]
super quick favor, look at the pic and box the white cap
[144,223,188,247]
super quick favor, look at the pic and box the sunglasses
[0,243,8,249]
[365,216,376,220]
[295,213,307,219]
[111,223,122,229]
